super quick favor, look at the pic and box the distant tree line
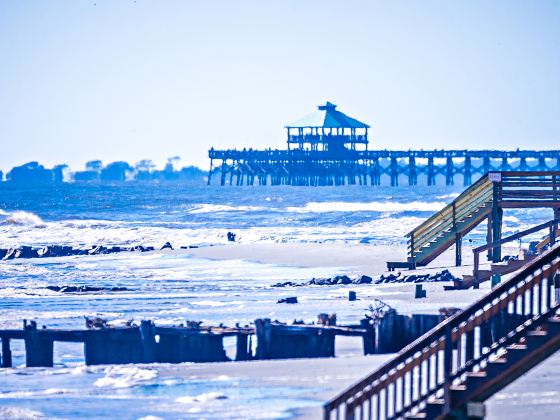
[0,158,206,184]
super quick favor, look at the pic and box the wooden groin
[0,320,253,368]
[0,311,456,368]
[254,318,364,359]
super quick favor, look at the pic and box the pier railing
[324,243,560,419]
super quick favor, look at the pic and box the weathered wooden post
[235,333,250,361]
[140,320,157,363]
[415,284,427,299]
[207,157,213,185]
[427,156,435,186]
[390,157,398,186]
[446,156,454,185]
[408,156,417,186]
[1,337,12,368]
[254,318,271,359]
[24,321,54,368]
[483,155,490,174]
[360,318,375,355]
[464,155,472,186]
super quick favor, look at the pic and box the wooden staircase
[457,254,536,289]
[454,218,559,289]
[388,171,560,271]
[325,243,560,420]
[408,176,493,267]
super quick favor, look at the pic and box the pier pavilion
[285,101,369,152]
[207,102,560,186]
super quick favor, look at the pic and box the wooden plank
[500,201,560,208]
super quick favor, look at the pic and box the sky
[0,0,559,172]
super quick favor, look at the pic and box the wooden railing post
[491,181,503,263]
[455,233,462,266]
[473,250,480,288]
[487,214,493,262]
[345,402,355,420]
[443,324,453,412]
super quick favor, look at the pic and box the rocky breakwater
[0,244,165,260]
[45,285,129,293]
[272,270,459,288]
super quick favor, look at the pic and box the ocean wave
[188,204,267,214]
[436,193,460,200]
[0,216,422,249]
[0,210,46,228]
[286,201,447,213]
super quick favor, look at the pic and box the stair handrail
[407,175,493,258]
[407,171,560,263]
[324,243,560,420]
[410,187,493,254]
[473,218,560,283]
[407,175,490,238]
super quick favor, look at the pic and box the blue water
[0,182,552,419]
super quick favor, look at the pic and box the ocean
[0,182,552,419]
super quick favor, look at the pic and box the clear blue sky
[1,0,559,172]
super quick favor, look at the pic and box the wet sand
[178,241,549,419]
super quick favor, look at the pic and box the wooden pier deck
[208,149,560,186]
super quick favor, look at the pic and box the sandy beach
[179,241,552,419]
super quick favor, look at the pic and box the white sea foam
[436,193,460,200]
[0,407,45,419]
[175,391,228,404]
[93,366,157,388]
[286,201,447,213]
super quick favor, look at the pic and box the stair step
[405,414,427,419]
[466,370,487,388]
[505,344,529,362]
[485,357,509,376]
[506,344,528,351]
[467,371,487,378]
[424,399,445,418]
[524,330,549,347]
[527,330,548,337]
[450,384,467,391]
[547,317,560,332]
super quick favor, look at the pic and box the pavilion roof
[285,102,370,129]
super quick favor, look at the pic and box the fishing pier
[208,102,560,186]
